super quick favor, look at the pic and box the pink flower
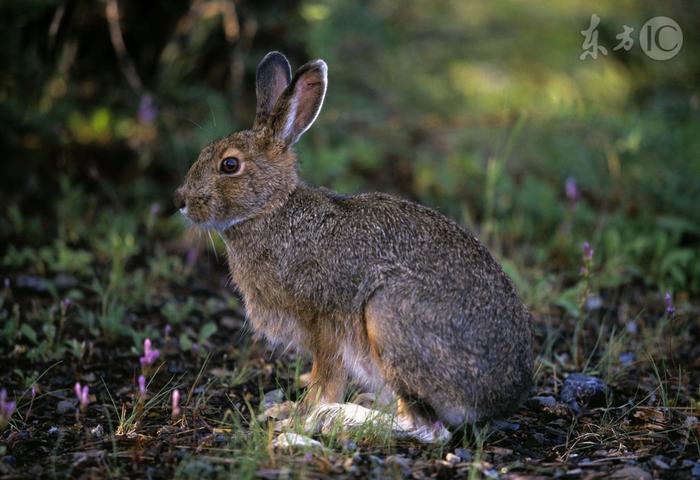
[582,241,594,261]
[0,388,16,423]
[138,94,158,124]
[171,389,181,418]
[565,177,579,204]
[138,375,147,398]
[139,338,160,368]
[74,382,89,411]
[664,292,675,315]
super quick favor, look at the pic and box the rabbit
[174,51,533,442]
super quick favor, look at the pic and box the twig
[105,0,144,94]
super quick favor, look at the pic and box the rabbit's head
[174,52,327,229]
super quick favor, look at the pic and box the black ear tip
[257,51,292,81]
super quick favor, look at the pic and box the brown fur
[175,52,533,429]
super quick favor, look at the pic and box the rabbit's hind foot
[303,402,451,444]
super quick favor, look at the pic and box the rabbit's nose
[173,189,186,210]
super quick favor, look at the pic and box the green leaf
[179,333,192,352]
[198,322,217,343]
[20,323,38,344]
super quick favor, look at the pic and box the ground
[1,221,699,479]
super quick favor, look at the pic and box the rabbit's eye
[220,157,241,174]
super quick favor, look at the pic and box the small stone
[56,399,76,415]
[652,456,670,470]
[611,466,652,480]
[385,454,412,472]
[258,401,294,422]
[528,395,557,409]
[560,373,607,413]
[48,426,59,435]
[271,433,322,450]
[691,460,700,478]
[619,353,636,366]
[343,457,354,472]
[483,468,499,479]
[493,420,519,431]
[262,389,285,410]
[445,453,460,465]
[90,425,104,438]
[454,448,473,462]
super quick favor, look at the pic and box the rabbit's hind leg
[303,402,450,444]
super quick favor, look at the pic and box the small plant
[0,388,16,430]
[573,241,595,368]
[565,177,579,206]
[75,382,90,411]
[138,375,147,400]
[161,297,198,326]
[664,291,675,315]
[139,338,160,372]
[171,389,181,419]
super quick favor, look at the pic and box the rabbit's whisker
[206,229,218,261]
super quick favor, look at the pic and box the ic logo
[640,16,683,60]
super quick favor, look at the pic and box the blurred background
[2,0,699,303]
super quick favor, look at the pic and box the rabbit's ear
[254,51,292,128]
[268,59,327,146]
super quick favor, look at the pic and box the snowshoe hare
[175,51,533,442]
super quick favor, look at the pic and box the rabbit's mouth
[180,207,251,232]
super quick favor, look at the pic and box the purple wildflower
[664,292,675,315]
[139,338,160,368]
[171,389,181,418]
[0,388,16,424]
[138,94,158,124]
[582,241,594,261]
[565,177,579,204]
[138,375,147,398]
[186,247,199,267]
[149,202,161,217]
[164,324,172,337]
[74,382,89,411]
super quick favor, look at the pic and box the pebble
[619,352,636,366]
[262,389,285,410]
[56,399,76,415]
[611,466,652,480]
[560,373,607,413]
[692,460,700,478]
[454,448,473,462]
[652,456,670,470]
[529,395,557,409]
[385,454,412,472]
[90,424,104,438]
[271,432,322,450]
[445,453,460,465]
